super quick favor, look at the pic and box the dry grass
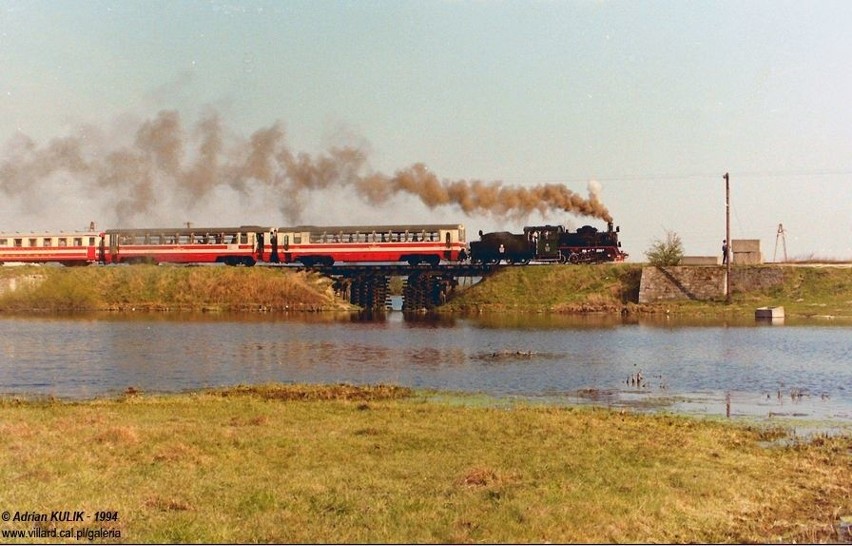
[0,385,849,543]
[0,265,351,312]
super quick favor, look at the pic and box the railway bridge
[304,263,500,310]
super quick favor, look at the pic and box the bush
[645,231,683,266]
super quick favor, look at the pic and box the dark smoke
[0,110,612,225]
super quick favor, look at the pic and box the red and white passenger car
[0,231,102,266]
[103,226,269,266]
[276,224,467,266]
[0,224,468,267]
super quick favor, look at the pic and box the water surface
[0,312,849,431]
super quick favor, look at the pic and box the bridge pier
[319,263,496,311]
[335,273,391,310]
[402,272,458,311]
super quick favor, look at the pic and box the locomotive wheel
[558,254,568,264]
[569,253,580,264]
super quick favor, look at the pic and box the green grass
[446,264,852,318]
[0,385,849,543]
[445,264,642,313]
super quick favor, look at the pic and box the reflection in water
[0,312,849,430]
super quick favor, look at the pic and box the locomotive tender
[0,220,624,267]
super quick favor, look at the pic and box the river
[0,311,849,432]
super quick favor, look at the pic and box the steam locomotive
[469,222,627,265]
[0,221,625,267]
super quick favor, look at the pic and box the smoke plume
[0,110,612,226]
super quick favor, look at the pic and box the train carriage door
[537,228,560,260]
[445,231,452,248]
[269,229,279,263]
[109,233,119,263]
[98,234,106,263]
[86,236,96,262]
[255,231,264,258]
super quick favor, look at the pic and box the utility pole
[724,173,731,304]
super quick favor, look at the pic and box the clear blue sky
[2,0,850,260]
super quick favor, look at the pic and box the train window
[240,233,248,244]
[28,238,37,247]
[14,238,23,247]
[0,239,7,246]
[459,227,465,242]
[57,238,66,247]
[73,238,83,246]
[43,238,52,247]
[88,237,96,246]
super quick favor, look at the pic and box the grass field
[0,265,349,312]
[1,385,849,543]
[445,264,852,318]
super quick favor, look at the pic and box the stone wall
[638,266,726,303]
[730,266,785,293]
[638,265,785,303]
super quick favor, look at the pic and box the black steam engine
[470,221,627,265]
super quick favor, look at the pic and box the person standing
[722,239,729,265]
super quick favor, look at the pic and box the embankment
[2,263,850,317]
[0,265,351,312]
[445,264,852,317]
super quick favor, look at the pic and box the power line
[500,169,852,185]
